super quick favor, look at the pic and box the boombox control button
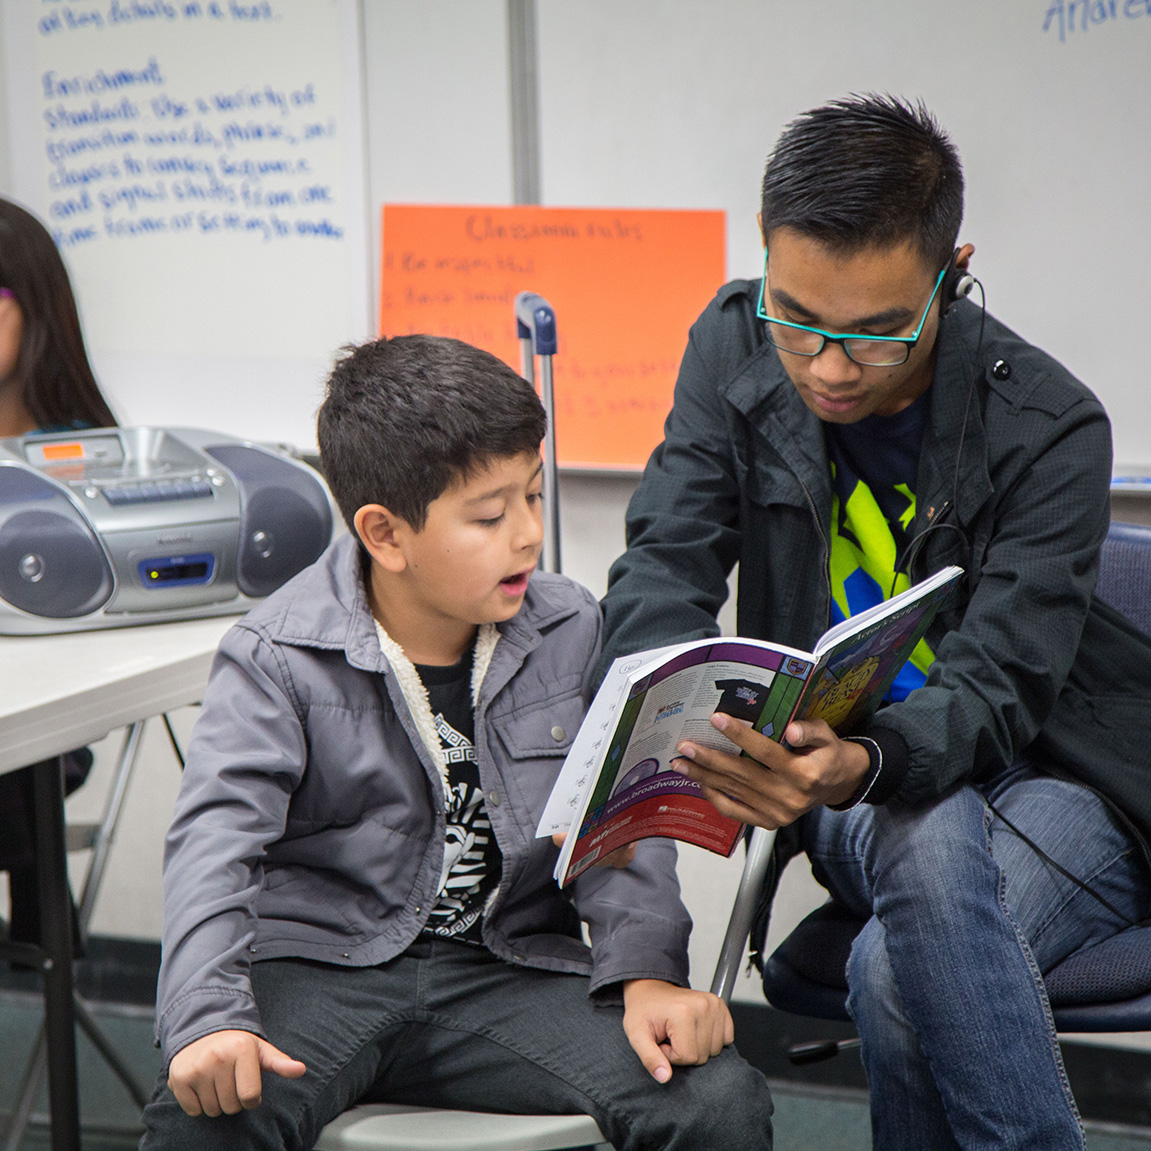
[104,480,215,505]
[210,474,226,487]
[252,530,275,559]
[19,554,44,583]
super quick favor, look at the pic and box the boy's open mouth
[499,570,532,595]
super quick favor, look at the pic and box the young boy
[140,335,774,1151]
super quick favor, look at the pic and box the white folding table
[0,616,238,1151]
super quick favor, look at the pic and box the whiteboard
[2,0,370,448]
[3,1,1149,463]
[531,0,1151,469]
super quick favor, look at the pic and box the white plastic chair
[315,1104,608,1151]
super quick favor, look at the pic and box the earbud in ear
[953,271,975,301]
[941,247,975,313]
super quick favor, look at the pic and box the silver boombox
[0,427,335,634]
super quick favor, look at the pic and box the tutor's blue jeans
[803,765,1147,1151]
[139,937,773,1151]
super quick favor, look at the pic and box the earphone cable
[983,794,1145,930]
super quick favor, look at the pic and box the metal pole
[507,0,541,205]
[77,721,144,931]
[519,336,536,388]
[32,755,81,1151]
[538,354,561,573]
[710,827,776,1002]
[515,293,560,574]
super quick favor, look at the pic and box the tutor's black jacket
[600,281,1151,842]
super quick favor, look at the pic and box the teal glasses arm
[756,250,947,346]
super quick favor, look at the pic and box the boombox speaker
[0,467,114,618]
[205,443,333,598]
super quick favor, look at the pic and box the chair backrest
[1095,521,1151,637]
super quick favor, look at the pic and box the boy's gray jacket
[156,535,691,1064]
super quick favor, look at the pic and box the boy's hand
[551,832,636,868]
[168,1029,307,1117]
[621,979,733,1083]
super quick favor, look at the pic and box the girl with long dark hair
[1,196,117,951]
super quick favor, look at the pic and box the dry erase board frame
[2,0,371,450]
[379,203,725,472]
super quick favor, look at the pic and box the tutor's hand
[168,1030,307,1117]
[551,832,636,868]
[671,715,870,829]
[622,979,733,1083]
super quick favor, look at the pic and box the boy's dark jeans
[140,938,774,1151]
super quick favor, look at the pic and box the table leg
[31,755,81,1151]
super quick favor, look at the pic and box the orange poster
[380,204,725,470]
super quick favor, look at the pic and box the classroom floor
[2,990,1151,1151]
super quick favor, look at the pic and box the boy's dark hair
[317,334,546,532]
[760,94,964,270]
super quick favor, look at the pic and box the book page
[812,565,963,661]
[536,641,692,837]
[555,640,814,885]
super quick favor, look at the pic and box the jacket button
[992,359,1011,380]
[488,790,500,807]
[551,725,566,742]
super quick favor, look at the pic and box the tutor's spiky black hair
[760,94,964,270]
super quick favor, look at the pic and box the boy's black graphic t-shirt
[414,645,502,946]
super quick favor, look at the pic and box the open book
[540,566,963,887]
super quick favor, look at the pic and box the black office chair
[755,520,1151,1061]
